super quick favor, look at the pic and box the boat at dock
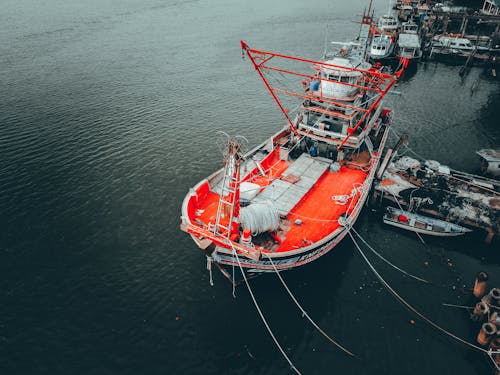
[373,155,500,243]
[383,206,472,236]
[396,20,422,60]
[477,149,500,177]
[428,34,500,63]
[180,41,404,279]
[369,14,400,61]
[370,34,396,60]
[431,35,489,54]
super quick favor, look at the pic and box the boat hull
[382,207,472,237]
[182,124,390,272]
[382,217,469,236]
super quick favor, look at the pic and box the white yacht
[370,34,395,60]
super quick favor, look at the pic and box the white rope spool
[240,201,280,234]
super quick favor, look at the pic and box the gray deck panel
[251,154,331,216]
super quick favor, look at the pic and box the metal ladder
[214,155,239,238]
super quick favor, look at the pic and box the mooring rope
[487,349,500,371]
[441,303,474,310]
[350,227,429,284]
[263,253,357,358]
[229,243,302,374]
[232,256,236,298]
[382,191,469,292]
[347,230,499,355]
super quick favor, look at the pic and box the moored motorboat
[180,41,404,281]
[369,14,399,61]
[383,207,472,236]
[396,20,422,60]
[370,34,396,60]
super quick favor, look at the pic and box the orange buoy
[473,271,489,298]
[477,322,497,346]
[240,227,252,246]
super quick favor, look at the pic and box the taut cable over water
[350,227,429,284]
[229,241,302,375]
[264,253,357,358]
[347,230,500,355]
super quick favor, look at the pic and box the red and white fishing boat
[180,41,404,282]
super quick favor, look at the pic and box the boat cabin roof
[402,21,418,33]
[399,33,420,48]
[318,57,370,76]
[372,34,392,46]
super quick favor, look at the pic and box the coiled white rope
[229,242,302,374]
[240,201,280,235]
[347,230,500,355]
[264,253,357,358]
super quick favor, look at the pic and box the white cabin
[315,57,370,100]
[481,0,500,15]
[378,15,399,32]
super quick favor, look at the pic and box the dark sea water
[1,1,499,374]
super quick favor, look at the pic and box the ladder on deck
[213,139,243,238]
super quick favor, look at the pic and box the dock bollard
[490,312,500,327]
[472,301,489,321]
[473,272,489,298]
[489,288,500,307]
[477,322,497,346]
[490,332,500,350]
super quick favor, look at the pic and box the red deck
[278,166,367,251]
[194,152,368,253]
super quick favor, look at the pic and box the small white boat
[476,149,500,177]
[370,34,396,60]
[383,207,472,236]
[431,35,489,54]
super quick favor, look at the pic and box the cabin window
[340,76,350,83]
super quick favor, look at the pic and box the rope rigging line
[387,190,426,245]
[232,255,236,298]
[487,349,500,372]
[346,230,500,355]
[350,227,430,284]
[263,253,358,358]
[228,242,302,374]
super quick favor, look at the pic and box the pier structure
[420,7,500,63]
[372,153,500,244]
